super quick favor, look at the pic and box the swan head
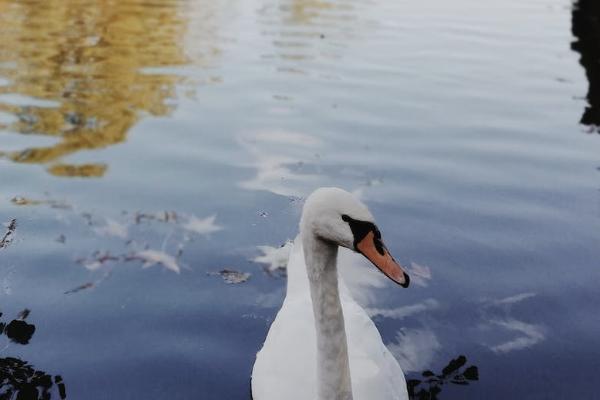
[301,187,410,288]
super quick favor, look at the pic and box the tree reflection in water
[0,0,202,177]
[0,311,66,399]
[572,0,600,132]
[407,355,479,400]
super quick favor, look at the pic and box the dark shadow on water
[572,0,600,132]
[407,355,479,400]
[0,310,66,399]
[0,310,35,345]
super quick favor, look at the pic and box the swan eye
[341,214,383,252]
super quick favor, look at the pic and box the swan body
[252,188,409,400]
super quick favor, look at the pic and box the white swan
[252,187,410,400]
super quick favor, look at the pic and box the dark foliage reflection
[0,311,66,399]
[572,0,600,132]
[407,355,479,400]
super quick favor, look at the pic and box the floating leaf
[211,269,250,284]
[10,196,42,206]
[64,282,95,295]
[182,214,223,235]
[0,219,17,249]
[134,211,178,224]
[76,251,119,271]
[10,196,70,209]
[253,241,293,272]
[129,249,181,274]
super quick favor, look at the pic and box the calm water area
[1,0,599,398]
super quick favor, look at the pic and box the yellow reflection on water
[285,0,354,24]
[288,0,335,23]
[0,0,197,177]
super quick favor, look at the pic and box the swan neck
[303,234,353,400]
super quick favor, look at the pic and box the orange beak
[356,231,410,288]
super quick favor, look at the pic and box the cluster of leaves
[0,311,66,399]
[407,355,479,400]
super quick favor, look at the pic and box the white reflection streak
[367,298,439,319]
[237,130,321,197]
[484,292,545,354]
[387,328,441,373]
[404,262,432,287]
[493,292,536,305]
[490,318,545,354]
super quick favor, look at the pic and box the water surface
[1,0,599,398]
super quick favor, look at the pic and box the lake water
[1,0,599,398]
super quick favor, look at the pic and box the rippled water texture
[1,0,599,399]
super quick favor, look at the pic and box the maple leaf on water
[253,241,293,272]
[129,249,181,274]
[182,214,223,235]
